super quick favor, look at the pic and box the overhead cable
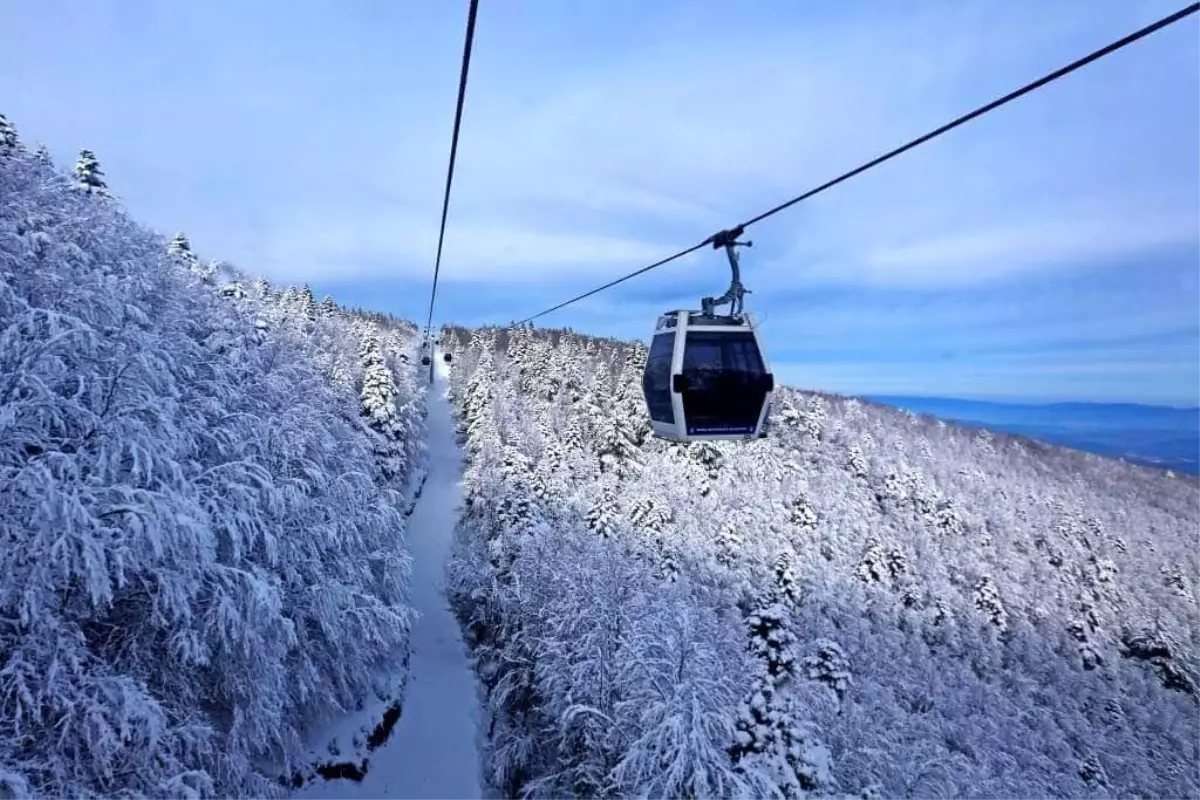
[424,0,481,340]
[514,2,1199,326]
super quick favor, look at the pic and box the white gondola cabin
[642,310,774,441]
[640,226,775,442]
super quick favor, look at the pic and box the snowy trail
[297,358,484,799]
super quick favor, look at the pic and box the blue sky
[3,0,1198,405]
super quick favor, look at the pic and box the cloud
[62,0,1187,295]
[762,275,1198,351]
[5,0,1196,403]
[251,209,681,283]
[756,179,1199,290]
[266,3,1137,285]
[456,0,1192,296]
[850,206,1198,288]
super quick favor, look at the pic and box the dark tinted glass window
[642,333,676,424]
[682,331,764,374]
[680,331,768,436]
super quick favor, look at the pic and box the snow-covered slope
[443,325,1200,799]
[5,104,1197,799]
[0,134,425,797]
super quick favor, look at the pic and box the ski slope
[297,356,484,799]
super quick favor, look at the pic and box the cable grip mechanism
[701,226,753,317]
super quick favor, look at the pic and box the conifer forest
[1,103,1198,799]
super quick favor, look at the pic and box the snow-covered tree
[1079,752,1110,790]
[73,148,108,195]
[774,552,802,610]
[731,595,836,796]
[0,142,427,797]
[167,232,219,283]
[360,333,408,480]
[585,484,621,539]
[167,231,194,260]
[0,113,19,153]
[788,494,819,531]
[715,521,743,567]
[802,639,852,704]
[300,283,318,319]
[973,575,1009,632]
[438,320,1200,800]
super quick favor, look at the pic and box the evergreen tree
[167,233,198,267]
[716,521,742,567]
[167,232,192,258]
[585,484,621,539]
[731,595,836,796]
[973,575,1009,632]
[300,284,318,319]
[613,342,651,445]
[1079,753,1110,790]
[655,545,680,583]
[73,149,108,195]
[0,113,19,154]
[167,232,216,282]
[788,494,819,531]
[359,335,406,480]
[217,281,246,300]
[595,411,640,475]
[774,552,801,610]
[628,496,671,533]
[802,639,852,705]
[562,413,586,453]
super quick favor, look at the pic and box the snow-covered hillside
[0,126,426,797]
[443,324,1200,799]
[5,104,1198,799]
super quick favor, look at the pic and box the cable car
[443,352,452,363]
[641,227,774,442]
[420,333,432,366]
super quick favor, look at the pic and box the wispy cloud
[3,0,1196,403]
[245,0,1198,286]
[844,203,1196,288]
[253,210,677,283]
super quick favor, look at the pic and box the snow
[441,324,1200,799]
[296,354,483,799]
[2,142,426,798]
[8,103,1198,797]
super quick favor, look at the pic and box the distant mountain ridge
[865,395,1200,474]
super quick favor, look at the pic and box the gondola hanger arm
[701,227,753,317]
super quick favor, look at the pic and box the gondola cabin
[443,352,453,363]
[642,310,774,442]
